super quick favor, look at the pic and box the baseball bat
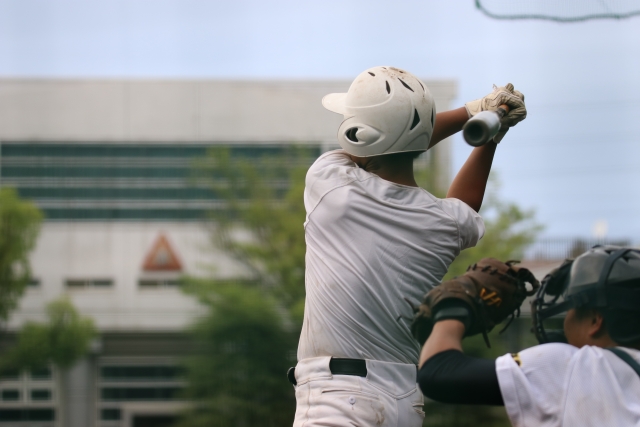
[462,104,510,147]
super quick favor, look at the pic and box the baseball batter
[289,66,527,427]
[416,246,640,426]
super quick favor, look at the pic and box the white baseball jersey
[496,343,640,427]
[297,150,484,364]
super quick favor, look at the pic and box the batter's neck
[351,155,419,187]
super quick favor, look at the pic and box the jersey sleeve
[495,343,577,427]
[418,349,503,405]
[303,150,362,216]
[438,198,485,250]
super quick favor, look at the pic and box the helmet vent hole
[385,81,390,94]
[431,109,435,128]
[410,109,420,130]
[368,72,375,76]
[398,79,414,92]
[346,127,359,142]
[418,81,424,91]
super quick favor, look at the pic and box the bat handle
[462,104,511,147]
[496,104,510,120]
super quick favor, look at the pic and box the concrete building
[0,79,458,427]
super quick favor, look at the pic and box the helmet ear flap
[345,127,359,143]
[340,125,381,146]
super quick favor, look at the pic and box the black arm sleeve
[417,349,504,406]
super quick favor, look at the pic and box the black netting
[476,0,640,22]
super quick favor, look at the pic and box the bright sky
[1,0,639,239]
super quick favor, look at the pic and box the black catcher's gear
[532,246,640,345]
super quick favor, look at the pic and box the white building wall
[1,78,459,332]
[0,79,457,143]
[0,79,459,426]
[11,222,246,331]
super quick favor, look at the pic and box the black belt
[287,358,367,386]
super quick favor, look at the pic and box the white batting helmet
[322,66,436,157]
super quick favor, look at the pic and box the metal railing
[524,238,636,261]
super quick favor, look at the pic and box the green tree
[181,148,540,427]
[420,177,541,427]
[445,177,542,279]
[0,297,98,427]
[179,147,310,427]
[0,189,97,427]
[0,297,97,371]
[0,188,43,321]
[1,189,97,370]
[192,146,309,320]
[179,283,296,427]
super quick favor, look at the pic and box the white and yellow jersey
[497,343,640,427]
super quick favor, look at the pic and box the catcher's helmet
[322,66,436,157]
[532,246,640,345]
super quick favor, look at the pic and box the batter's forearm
[446,143,496,212]
[429,107,469,148]
[419,319,465,368]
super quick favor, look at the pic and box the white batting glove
[465,83,526,143]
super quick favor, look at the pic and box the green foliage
[421,176,541,427]
[0,188,43,321]
[414,151,447,198]
[179,147,311,426]
[445,176,542,279]
[0,191,95,374]
[184,150,540,427]
[192,146,310,321]
[179,282,297,427]
[1,298,97,371]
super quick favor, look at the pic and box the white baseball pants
[292,357,425,427]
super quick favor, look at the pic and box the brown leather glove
[411,258,540,347]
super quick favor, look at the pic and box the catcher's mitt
[411,258,540,347]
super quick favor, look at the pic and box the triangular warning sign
[142,234,182,272]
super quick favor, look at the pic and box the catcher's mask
[532,246,640,345]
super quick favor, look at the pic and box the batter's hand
[465,84,526,142]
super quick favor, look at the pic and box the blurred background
[0,1,639,426]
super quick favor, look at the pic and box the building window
[0,368,20,380]
[28,278,41,287]
[30,389,51,401]
[100,366,184,382]
[0,408,55,421]
[1,142,321,220]
[101,387,182,401]
[138,279,181,288]
[30,367,52,380]
[100,408,122,420]
[66,279,113,289]
[1,389,21,401]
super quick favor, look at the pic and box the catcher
[414,247,640,426]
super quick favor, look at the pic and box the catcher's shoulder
[516,342,578,363]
